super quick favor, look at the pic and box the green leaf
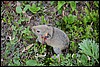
[12,59,20,66]
[18,20,21,24]
[83,16,88,25]
[91,40,99,59]
[86,2,90,9]
[29,4,40,13]
[12,25,16,30]
[23,5,30,12]
[57,1,65,10]
[69,1,76,12]
[94,1,99,7]
[62,16,68,23]
[50,1,55,5]
[85,7,89,14]
[3,18,6,22]
[26,35,33,38]
[58,8,63,14]
[22,26,31,34]
[78,39,99,63]
[26,60,37,66]
[20,17,27,22]
[68,14,77,24]
[15,60,20,66]
[16,6,22,14]
[41,16,47,24]
[80,54,88,65]
[56,21,60,25]
[79,39,92,56]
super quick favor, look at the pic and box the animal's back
[45,27,69,50]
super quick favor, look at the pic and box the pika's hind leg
[51,48,62,62]
[53,47,62,54]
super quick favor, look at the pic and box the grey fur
[32,25,69,55]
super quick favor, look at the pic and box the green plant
[47,39,99,66]
[26,60,38,66]
[29,4,40,14]
[48,53,74,66]
[78,39,99,65]
[94,1,99,8]
[1,1,99,66]
[8,58,20,66]
[23,5,30,12]
[16,5,30,25]
[22,26,33,39]
[50,1,55,5]
[57,1,65,10]
[41,16,48,24]
[62,14,77,24]
[70,41,77,53]
[69,1,76,13]
[16,6,22,14]
[57,1,66,15]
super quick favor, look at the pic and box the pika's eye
[37,30,40,33]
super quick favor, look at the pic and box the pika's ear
[31,26,36,33]
[47,26,54,38]
[47,24,53,26]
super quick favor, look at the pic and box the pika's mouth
[41,36,46,44]
[41,33,48,44]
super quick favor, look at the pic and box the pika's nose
[41,36,47,44]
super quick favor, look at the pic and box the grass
[1,1,99,66]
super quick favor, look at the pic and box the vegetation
[1,1,99,66]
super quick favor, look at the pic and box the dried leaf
[17,1,21,6]
[35,53,46,58]
[22,44,34,53]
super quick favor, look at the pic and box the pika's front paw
[36,38,39,42]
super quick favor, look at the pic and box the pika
[32,25,69,56]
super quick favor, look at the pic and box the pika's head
[32,25,54,40]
